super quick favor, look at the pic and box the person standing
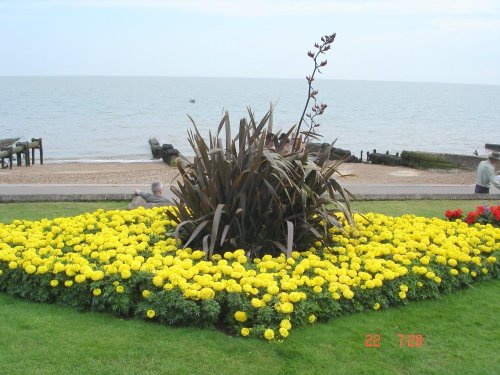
[475,152,500,193]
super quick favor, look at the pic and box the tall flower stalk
[293,33,336,151]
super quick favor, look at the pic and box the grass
[0,200,499,374]
[0,201,128,223]
[351,200,498,218]
[0,200,497,224]
[0,280,498,375]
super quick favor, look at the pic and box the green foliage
[168,108,353,259]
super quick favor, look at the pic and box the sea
[0,76,499,162]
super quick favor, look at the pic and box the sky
[1,0,500,84]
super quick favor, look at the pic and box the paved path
[1,184,499,201]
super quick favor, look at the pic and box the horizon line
[0,75,498,87]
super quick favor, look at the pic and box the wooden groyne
[485,144,500,152]
[366,150,484,170]
[149,138,179,165]
[0,138,43,169]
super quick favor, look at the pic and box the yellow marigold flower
[425,271,435,279]
[267,285,279,295]
[420,257,429,265]
[25,264,36,274]
[163,283,174,291]
[313,286,322,293]
[251,298,263,308]
[264,329,275,341]
[279,302,294,314]
[152,276,163,287]
[191,250,205,260]
[213,282,225,291]
[482,268,488,274]
[199,288,215,300]
[450,269,459,276]
[113,281,120,287]
[8,261,17,269]
[487,256,497,264]
[399,285,408,292]
[142,290,151,299]
[399,291,407,300]
[373,303,381,311]
[288,292,302,303]
[279,328,289,338]
[262,293,273,303]
[433,277,441,283]
[64,280,73,287]
[241,327,250,337]
[448,259,458,267]
[116,285,125,293]
[121,270,132,279]
[237,255,248,264]
[146,309,156,319]
[91,271,104,281]
[234,311,248,323]
[93,288,102,296]
[461,267,469,274]
[343,289,354,300]
[471,271,477,277]
[50,279,59,287]
[75,274,86,283]
[308,314,316,323]
[280,319,292,330]
[417,282,423,287]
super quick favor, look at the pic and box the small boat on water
[0,137,20,149]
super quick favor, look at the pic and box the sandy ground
[0,160,476,185]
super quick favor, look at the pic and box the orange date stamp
[365,334,424,348]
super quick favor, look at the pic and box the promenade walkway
[1,184,499,202]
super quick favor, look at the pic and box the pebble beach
[0,161,476,186]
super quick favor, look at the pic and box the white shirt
[476,160,500,189]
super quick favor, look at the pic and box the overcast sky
[1,0,499,84]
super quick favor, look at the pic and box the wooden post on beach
[30,138,43,165]
[15,141,31,166]
[25,142,30,166]
[31,139,36,165]
[15,142,23,167]
[0,146,13,169]
[38,138,44,165]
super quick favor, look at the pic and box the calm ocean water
[0,77,499,161]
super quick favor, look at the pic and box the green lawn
[0,200,499,374]
[0,201,128,223]
[0,199,495,223]
[0,280,498,375]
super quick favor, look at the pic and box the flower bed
[446,204,500,226]
[0,207,499,340]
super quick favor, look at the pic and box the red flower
[445,209,463,221]
[491,206,500,221]
[465,212,477,225]
[476,205,485,216]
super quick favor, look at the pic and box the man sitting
[129,181,172,208]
